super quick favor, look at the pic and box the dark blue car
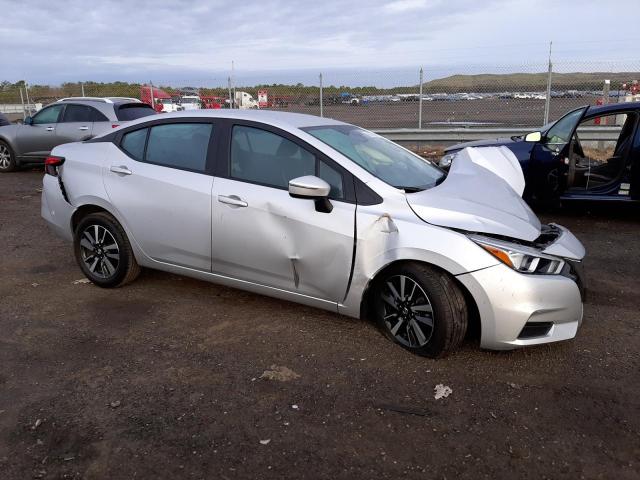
[440,103,640,203]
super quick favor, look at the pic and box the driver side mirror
[24,116,33,126]
[524,131,541,142]
[288,175,333,213]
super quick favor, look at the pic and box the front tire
[0,141,17,172]
[73,212,141,288]
[372,263,467,358]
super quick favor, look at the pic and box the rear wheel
[74,212,140,288]
[0,141,17,172]
[372,263,467,358]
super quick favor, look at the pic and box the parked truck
[234,91,259,109]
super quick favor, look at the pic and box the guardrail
[373,126,622,143]
[0,103,42,114]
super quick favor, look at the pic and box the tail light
[45,155,65,176]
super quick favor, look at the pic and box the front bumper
[456,262,583,350]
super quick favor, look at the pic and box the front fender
[339,206,499,318]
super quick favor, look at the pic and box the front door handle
[46,127,54,131]
[218,195,248,208]
[78,126,89,131]
[110,165,132,175]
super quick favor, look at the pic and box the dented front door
[211,177,356,302]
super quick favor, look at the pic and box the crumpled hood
[408,147,541,241]
[445,137,515,152]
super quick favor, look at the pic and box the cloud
[0,0,636,85]
[384,0,429,13]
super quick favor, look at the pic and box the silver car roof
[125,109,348,130]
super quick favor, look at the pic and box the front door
[16,104,65,158]
[211,124,355,302]
[103,121,215,271]
[529,106,587,199]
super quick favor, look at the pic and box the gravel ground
[0,170,638,480]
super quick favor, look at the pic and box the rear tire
[0,141,17,172]
[371,263,467,358]
[73,212,141,288]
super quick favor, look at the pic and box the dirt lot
[0,170,638,479]
[278,97,591,129]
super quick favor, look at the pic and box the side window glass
[32,105,63,125]
[544,107,586,150]
[146,123,212,172]
[121,128,148,161]
[231,126,315,188]
[62,105,94,123]
[90,108,109,122]
[319,161,344,199]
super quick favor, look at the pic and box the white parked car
[41,111,586,357]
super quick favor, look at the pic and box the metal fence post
[418,67,423,129]
[319,73,324,117]
[543,41,553,125]
[24,83,31,115]
[19,87,26,120]
[81,82,85,97]
[149,82,155,109]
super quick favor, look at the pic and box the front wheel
[0,141,17,172]
[74,212,141,288]
[372,263,468,358]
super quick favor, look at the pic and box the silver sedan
[41,110,586,357]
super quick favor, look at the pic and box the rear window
[115,103,157,121]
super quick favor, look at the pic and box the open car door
[566,111,638,198]
[529,107,588,200]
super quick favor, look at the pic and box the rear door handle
[218,195,248,208]
[110,165,132,175]
[78,126,89,131]
[46,127,54,131]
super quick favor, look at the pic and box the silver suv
[0,97,156,172]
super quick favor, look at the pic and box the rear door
[15,104,65,157]
[103,120,215,271]
[56,104,104,143]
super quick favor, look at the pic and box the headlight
[470,235,565,274]
[439,152,457,168]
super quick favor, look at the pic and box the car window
[62,105,108,123]
[116,104,157,121]
[32,105,64,125]
[319,160,344,198]
[145,123,212,172]
[544,107,587,149]
[121,128,148,161]
[231,126,316,189]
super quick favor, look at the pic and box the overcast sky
[1,0,637,85]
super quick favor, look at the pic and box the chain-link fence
[2,61,639,133]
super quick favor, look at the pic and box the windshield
[303,125,445,191]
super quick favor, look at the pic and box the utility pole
[228,76,233,110]
[418,67,424,129]
[543,41,553,125]
[149,82,155,109]
[319,73,324,117]
[81,82,85,97]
